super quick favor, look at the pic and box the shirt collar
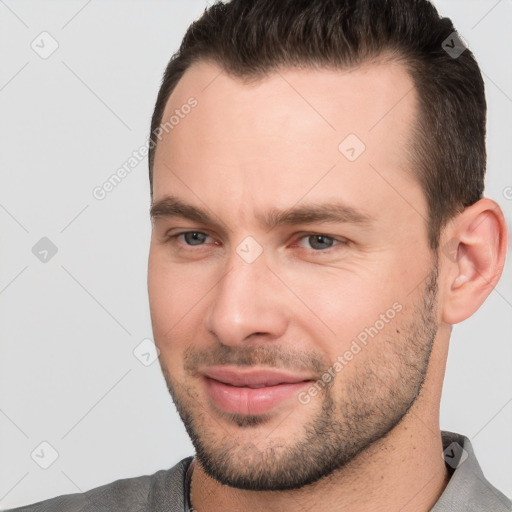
[432,430,511,511]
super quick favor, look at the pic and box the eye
[177,231,212,246]
[296,234,343,251]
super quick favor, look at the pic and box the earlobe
[441,198,508,325]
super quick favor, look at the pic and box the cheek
[147,247,216,345]
[284,263,407,350]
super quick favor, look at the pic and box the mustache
[183,342,328,376]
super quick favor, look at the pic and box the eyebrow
[263,202,373,228]
[150,196,212,224]
[150,195,373,229]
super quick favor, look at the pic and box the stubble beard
[159,263,439,491]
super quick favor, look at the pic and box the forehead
[152,59,422,224]
[161,57,417,140]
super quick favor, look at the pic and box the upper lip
[201,366,314,387]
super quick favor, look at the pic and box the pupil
[185,232,206,245]
[310,235,333,250]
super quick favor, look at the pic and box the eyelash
[166,231,348,252]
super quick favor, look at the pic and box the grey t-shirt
[5,431,511,511]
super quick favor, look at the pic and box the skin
[147,60,508,512]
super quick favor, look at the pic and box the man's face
[148,60,440,490]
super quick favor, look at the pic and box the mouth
[201,366,315,386]
[200,366,315,416]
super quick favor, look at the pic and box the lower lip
[204,377,311,415]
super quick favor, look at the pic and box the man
[9,0,510,510]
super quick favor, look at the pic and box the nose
[204,253,289,347]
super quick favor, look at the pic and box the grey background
[0,0,511,508]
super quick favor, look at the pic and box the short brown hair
[148,0,486,250]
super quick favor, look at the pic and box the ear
[440,198,508,325]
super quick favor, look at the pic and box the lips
[200,366,315,415]
[201,366,314,387]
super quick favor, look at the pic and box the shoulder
[3,456,194,512]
